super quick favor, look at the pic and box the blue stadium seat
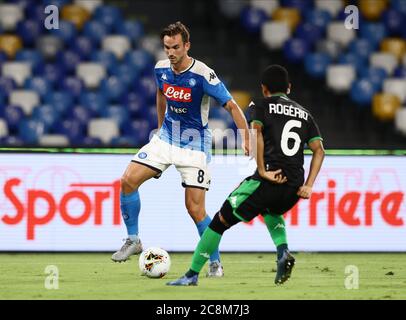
[94,5,122,32]
[349,39,374,60]
[83,20,108,45]
[26,4,47,23]
[18,119,46,144]
[79,91,108,117]
[392,0,406,15]
[24,77,52,98]
[350,78,377,106]
[239,6,269,34]
[120,92,148,118]
[122,119,151,145]
[75,136,103,147]
[36,63,66,86]
[100,76,127,103]
[70,36,94,59]
[111,136,139,147]
[338,53,366,74]
[60,76,84,98]
[394,66,406,78]
[4,105,25,132]
[282,0,313,12]
[112,63,140,86]
[54,119,84,143]
[359,66,387,91]
[44,91,73,116]
[284,38,309,63]
[0,135,24,146]
[305,8,331,29]
[146,105,158,128]
[304,52,331,78]
[0,77,16,96]
[91,50,118,73]
[295,22,324,45]
[124,49,155,74]
[116,20,144,43]
[382,9,405,36]
[136,76,156,104]
[103,105,130,128]
[16,20,43,46]
[32,105,59,131]
[15,49,44,73]
[0,51,6,66]
[360,22,387,48]
[51,21,77,43]
[57,50,81,74]
[69,105,91,126]
[42,0,70,7]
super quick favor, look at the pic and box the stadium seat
[0,77,17,96]
[60,76,84,98]
[381,38,406,61]
[36,35,63,60]
[219,0,247,18]
[121,119,151,144]
[36,63,66,86]
[395,107,406,135]
[304,52,331,78]
[3,105,25,132]
[76,136,103,146]
[136,76,157,104]
[370,52,398,75]
[124,49,155,73]
[15,50,44,74]
[0,35,23,58]
[326,65,356,92]
[338,53,366,74]
[403,54,406,67]
[360,66,387,90]
[76,63,106,89]
[102,105,130,127]
[383,78,406,103]
[0,135,24,146]
[9,90,40,115]
[281,0,312,12]
[94,5,122,32]
[2,62,32,86]
[61,4,91,30]
[120,92,148,118]
[57,50,81,74]
[394,65,406,78]
[112,63,140,86]
[102,36,132,60]
[88,118,119,144]
[24,77,52,98]
[32,105,59,131]
[360,0,387,20]
[350,78,377,106]
[349,39,374,60]
[316,39,343,60]
[0,4,24,31]
[360,22,388,47]
[373,93,401,121]
[79,91,108,116]
[140,35,163,56]
[261,21,291,50]
[240,6,269,34]
[110,136,139,147]
[54,119,84,142]
[250,0,279,16]
[70,105,92,126]
[100,76,127,103]
[83,21,108,45]
[16,20,42,46]
[272,7,301,31]
[0,119,9,138]
[116,20,144,44]
[382,9,404,36]
[70,36,94,59]
[44,91,73,116]
[295,22,324,45]
[315,0,343,18]
[51,21,77,43]
[305,8,332,29]
[284,38,309,63]
[74,0,102,13]
[91,50,118,73]
[18,119,46,144]
[39,134,69,146]
[392,0,406,15]
[327,21,356,47]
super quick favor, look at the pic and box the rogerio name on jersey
[268,103,308,121]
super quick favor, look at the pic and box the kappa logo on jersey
[163,83,192,102]
[161,73,167,80]
[209,72,217,82]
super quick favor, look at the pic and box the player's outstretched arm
[156,88,167,129]
[224,99,250,156]
[297,139,325,199]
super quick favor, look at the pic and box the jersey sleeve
[249,100,265,127]
[307,115,323,143]
[202,67,232,106]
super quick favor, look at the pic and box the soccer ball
[138,247,171,278]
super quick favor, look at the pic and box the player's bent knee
[120,175,138,194]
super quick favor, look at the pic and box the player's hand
[260,169,287,184]
[297,185,312,199]
[242,139,251,156]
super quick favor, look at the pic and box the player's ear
[287,83,291,95]
[184,41,191,51]
[261,84,269,97]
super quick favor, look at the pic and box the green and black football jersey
[249,93,323,187]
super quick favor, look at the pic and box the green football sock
[190,227,222,273]
[264,214,287,247]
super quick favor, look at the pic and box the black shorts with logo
[221,176,300,222]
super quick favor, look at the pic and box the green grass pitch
[0,253,405,300]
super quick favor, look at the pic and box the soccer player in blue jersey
[111,21,251,277]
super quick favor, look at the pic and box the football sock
[190,227,222,274]
[196,215,221,262]
[120,190,141,237]
[263,214,288,259]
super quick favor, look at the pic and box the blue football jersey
[154,58,232,159]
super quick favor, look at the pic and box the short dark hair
[261,65,290,93]
[160,21,190,43]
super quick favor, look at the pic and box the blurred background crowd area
[0,0,406,149]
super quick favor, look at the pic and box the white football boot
[206,260,224,277]
[111,238,143,262]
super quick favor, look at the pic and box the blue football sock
[120,190,141,237]
[196,215,221,262]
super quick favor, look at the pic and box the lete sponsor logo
[1,178,122,240]
[163,83,192,102]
